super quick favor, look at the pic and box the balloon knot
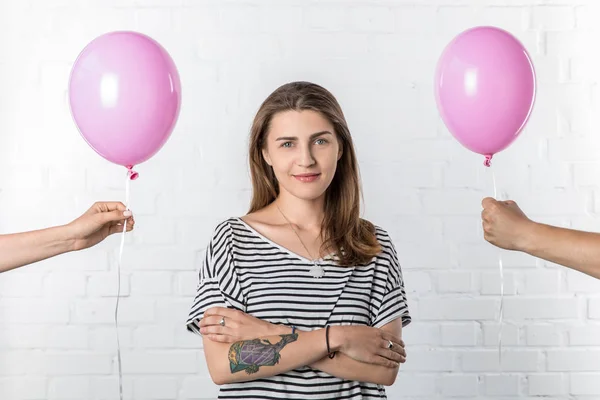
[126,165,139,180]
[484,154,493,167]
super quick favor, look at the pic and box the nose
[297,144,316,168]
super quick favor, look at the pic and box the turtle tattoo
[228,333,299,374]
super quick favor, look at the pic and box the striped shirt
[186,217,411,399]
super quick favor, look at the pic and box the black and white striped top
[186,217,411,399]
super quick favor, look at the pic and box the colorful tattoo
[228,333,299,374]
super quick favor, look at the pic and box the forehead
[267,110,334,139]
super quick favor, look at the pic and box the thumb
[481,197,498,208]
[98,209,132,224]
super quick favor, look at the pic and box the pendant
[309,263,324,279]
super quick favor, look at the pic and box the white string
[115,170,130,400]
[490,167,504,366]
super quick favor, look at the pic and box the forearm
[524,222,600,279]
[309,352,398,386]
[0,225,74,273]
[203,328,335,385]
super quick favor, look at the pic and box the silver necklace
[276,204,325,279]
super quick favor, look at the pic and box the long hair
[247,81,381,266]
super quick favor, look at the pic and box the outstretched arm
[0,202,133,273]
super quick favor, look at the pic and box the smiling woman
[186,81,411,400]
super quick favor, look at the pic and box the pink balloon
[434,26,536,165]
[68,31,181,173]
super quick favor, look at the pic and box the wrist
[518,220,540,254]
[327,326,344,352]
[273,324,294,336]
[55,224,77,253]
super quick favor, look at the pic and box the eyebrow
[275,131,333,141]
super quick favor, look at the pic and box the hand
[66,202,135,251]
[198,307,284,343]
[331,325,406,368]
[481,197,535,251]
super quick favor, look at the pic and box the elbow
[379,367,399,386]
[208,369,229,386]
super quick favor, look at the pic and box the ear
[262,148,272,166]
[337,148,343,161]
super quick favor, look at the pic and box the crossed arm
[195,307,405,386]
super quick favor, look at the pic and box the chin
[284,186,328,201]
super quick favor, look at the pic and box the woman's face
[262,110,342,202]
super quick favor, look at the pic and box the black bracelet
[326,325,336,359]
[291,326,296,335]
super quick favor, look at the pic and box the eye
[315,138,328,145]
[281,141,293,148]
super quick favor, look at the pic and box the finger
[200,325,230,336]
[379,348,403,363]
[374,356,399,369]
[481,197,497,208]
[91,202,127,213]
[205,334,236,343]
[382,333,403,345]
[108,221,133,236]
[204,307,239,319]
[199,315,225,328]
[99,209,133,225]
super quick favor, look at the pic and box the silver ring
[219,317,225,327]
[387,340,393,349]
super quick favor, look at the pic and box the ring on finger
[387,340,393,349]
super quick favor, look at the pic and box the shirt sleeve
[186,220,246,336]
[371,230,411,329]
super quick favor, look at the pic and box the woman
[186,81,410,399]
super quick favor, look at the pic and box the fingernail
[123,210,132,217]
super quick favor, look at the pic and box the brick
[526,324,563,346]
[483,323,520,346]
[485,374,520,396]
[531,6,576,30]
[388,374,437,397]
[404,271,432,294]
[401,323,441,346]
[0,377,47,400]
[437,272,474,293]
[528,374,566,396]
[547,350,600,371]
[349,6,395,33]
[134,377,178,399]
[588,298,600,319]
[401,350,455,372]
[420,298,498,321]
[133,325,175,348]
[462,350,540,372]
[441,374,479,396]
[571,373,600,395]
[122,351,198,374]
[43,354,111,375]
[441,323,479,346]
[519,270,561,295]
[131,272,173,296]
[569,326,600,345]
[48,377,90,400]
[504,298,580,319]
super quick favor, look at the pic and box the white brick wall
[1,0,600,399]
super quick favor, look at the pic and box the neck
[273,191,325,230]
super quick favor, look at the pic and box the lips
[293,173,321,182]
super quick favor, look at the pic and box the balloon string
[115,168,132,400]
[490,165,504,366]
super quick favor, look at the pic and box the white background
[1,0,600,399]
